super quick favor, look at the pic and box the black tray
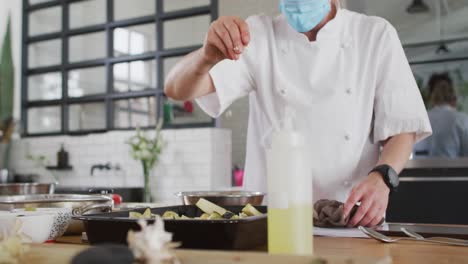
[74,205,267,250]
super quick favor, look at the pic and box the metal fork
[359,226,468,247]
[401,227,468,244]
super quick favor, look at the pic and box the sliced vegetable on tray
[128,198,265,220]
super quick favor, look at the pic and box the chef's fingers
[233,17,250,46]
[213,22,236,60]
[369,209,385,227]
[209,33,230,61]
[223,19,244,55]
[369,214,382,227]
[343,186,364,218]
[359,204,381,227]
[348,195,374,227]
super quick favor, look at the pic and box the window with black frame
[22,0,218,136]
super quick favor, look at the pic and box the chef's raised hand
[203,16,250,64]
[343,172,390,227]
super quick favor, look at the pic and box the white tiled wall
[9,128,231,203]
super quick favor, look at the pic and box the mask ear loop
[332,0,341,9]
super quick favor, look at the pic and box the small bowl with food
[175,190,265,206]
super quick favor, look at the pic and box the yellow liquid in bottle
[268,204,313,255]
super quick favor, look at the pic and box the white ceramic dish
[0,213,55,243]
[13,208,72,240]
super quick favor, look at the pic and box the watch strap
[369,165,398,194]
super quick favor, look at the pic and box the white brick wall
[9,128,231,203]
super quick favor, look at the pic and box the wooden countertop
[22,235,468,264]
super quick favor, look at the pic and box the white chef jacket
[197,9,432,203]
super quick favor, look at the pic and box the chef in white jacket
[165,0,432,227]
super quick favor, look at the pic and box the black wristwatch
[369,164,399,194]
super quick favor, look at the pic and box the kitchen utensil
[0,194,113,235]
[376,223,468,240]
[0,183,55,195]
[0,194,112,211]
[359,226,468,246]
[74,205,267,250]
[176,191,265,206]
[401,227,468,244]
[0,213,55,243]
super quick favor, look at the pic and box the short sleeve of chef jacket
[196,16,260,117]
[373,23,432,143]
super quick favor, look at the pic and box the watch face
[388,167,399,188]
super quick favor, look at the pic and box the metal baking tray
[0,194,112,211]
[74,205,267,250]
[378,223,468,240]
[0,183,55,196]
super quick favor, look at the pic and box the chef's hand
[203,16,250,64]
[343,172,389,227]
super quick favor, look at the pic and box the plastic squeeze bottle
[266,115,313,255]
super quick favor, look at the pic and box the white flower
[139,141,148,150]
[141,149,152,160]
[127,216,180,264]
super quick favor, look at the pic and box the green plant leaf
[0,14,15,125]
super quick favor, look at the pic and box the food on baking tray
[128,199,264,220]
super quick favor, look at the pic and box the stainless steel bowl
[0,183,55,196]
[176,191,265,206]
[0,194,113,235]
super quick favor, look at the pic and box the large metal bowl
[0,183,55,196]
[176,191,265,206]
[0,194,113,235]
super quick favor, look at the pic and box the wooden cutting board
[23,243,390,264]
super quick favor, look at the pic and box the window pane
[29,0,53,5]
[405,39,468,64]
[163,56,182,81]
[70,0,106,29]
[163,97,212,125]
[164,0,210,12]
[114,0,155,21]
[442,1,468,39]
[29,6,61,36]
[69,102,106,131]
[28,106,61,134]
[69,31,106,62]
[114,97,157,128]
[163,15,210,49]
[28,72,62,101]
[113,24,156,57]
[68,66,106,97]
[411,60,468,112]
[28,39,61,68]
[113,60,156,92]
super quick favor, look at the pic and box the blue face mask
[280,0,331,33]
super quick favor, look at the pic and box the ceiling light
[435,42,450,54]
[407,0,430,14]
